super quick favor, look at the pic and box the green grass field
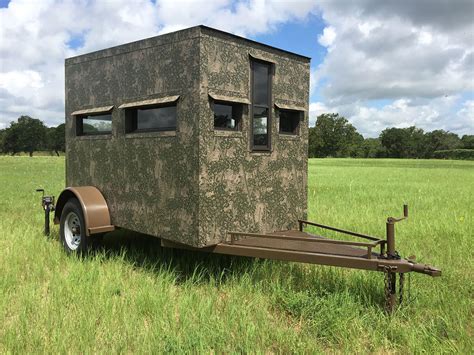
[1,157,472,353]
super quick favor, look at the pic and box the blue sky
[0,0,472,137]
[252,13,327,104]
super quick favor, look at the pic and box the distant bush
[433,149,474,160]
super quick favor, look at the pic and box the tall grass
[1,157,472,352]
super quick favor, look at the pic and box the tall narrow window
[251,60,271,150]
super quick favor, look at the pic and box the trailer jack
[36,189,55,236]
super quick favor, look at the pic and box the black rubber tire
[59,198,89,254]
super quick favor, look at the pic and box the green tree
[359,138,386,158]
[422,130,461,158]
[0,129,5,153]
[2,116,47,156]
[309,113,364,157]
[3,124,20,155]
[47,123,66,156]
[347,132,364,157]
[380,126,425,158]
[308,125,319,158]
[461,135,474,149]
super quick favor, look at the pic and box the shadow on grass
[87,229,387,313]
[96,229,257,283]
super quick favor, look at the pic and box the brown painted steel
[212,240,409,272]
[161,229,440,276]
[228,232,373,258]
[299,219,382,242]
[88,225,115,234]
[54,186,114,236]
[229,231,382,248]
[386,204,409,258]
[386,222,396,257]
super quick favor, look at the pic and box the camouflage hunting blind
[65,25,310,247]
[43,25,439,313]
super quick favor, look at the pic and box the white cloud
[0,0,472,139]
[0,0,317,128]
[156,0,318,36]
[318,26,336,47]
[455,100,474,134]
[0,70,44,93]
[309,102,335,126]
[310,0,474,136]
[0,0,160,127]
[418,31,433,45]
[312,95,474,138]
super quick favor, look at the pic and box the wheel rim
[64,211,82,250]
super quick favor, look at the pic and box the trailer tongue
[162,205,441,313]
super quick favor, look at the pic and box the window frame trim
[208,92,250,105]
[71,105,114,116]
[118,96,179,109]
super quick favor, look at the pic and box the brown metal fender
[54,186,114,236]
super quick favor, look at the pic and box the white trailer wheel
[60,198,88,254]
[64,211,82,250]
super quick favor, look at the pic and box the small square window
[126,104,177,133]
[213,102,242,130]
[76,113,112,136]
[279,109,301,135]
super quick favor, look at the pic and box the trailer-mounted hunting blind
[37,25,440,313]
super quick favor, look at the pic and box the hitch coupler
[411,263,442,277]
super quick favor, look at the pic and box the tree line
[1,114,473,159]
[309,113,474,159]
[0,116,65,156]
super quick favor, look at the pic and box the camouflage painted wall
[65,26,310,247]
[65,28,201,245]
[197,28,309,246]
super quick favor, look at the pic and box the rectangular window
[125,104,177,133]
[76,113,112,136]
[279,109,301,135]
[251,60,271,150]
[213,102,242,130]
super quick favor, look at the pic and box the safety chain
[399,273,405,305]
[384,269,407,313]
[383,266,394,313]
